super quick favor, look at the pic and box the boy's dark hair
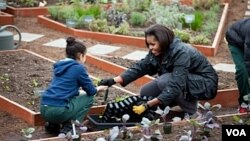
[66,37,86,60]
[144,24,175,53]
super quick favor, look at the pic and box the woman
[99,24,218,116]
[40,37,107,135]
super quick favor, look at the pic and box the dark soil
[0,50,136,112]
[0,0,248,140]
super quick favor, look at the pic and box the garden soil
[0,0,248,140]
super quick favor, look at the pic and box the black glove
[98,78,116,87]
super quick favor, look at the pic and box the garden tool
[0,25,21,50]
[104,87,109,102]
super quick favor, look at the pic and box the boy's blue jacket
[41,58,97,107]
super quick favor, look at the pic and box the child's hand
[96,86,108,92]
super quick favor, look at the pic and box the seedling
[120,114,133,140]
[137,117,164,141]
[179,130,192,141]
[232,115,250,125]
[21,127,35,139]
[185,111,219,140]
[198,102,221,118]
[155,106,172,134]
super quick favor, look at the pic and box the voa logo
[226,129,246,136]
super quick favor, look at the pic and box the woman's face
[146,35,161,56]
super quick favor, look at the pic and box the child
[40,37,107,135]
[225,18,250,113]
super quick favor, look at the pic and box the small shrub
[190,34,211,45]
[192,0,219,9]
[19,0,38,7]
[112,21,130,35]
[48,6,60,20]
[173,29,191,43]
[89,19,109,32]
[129,12,147,26]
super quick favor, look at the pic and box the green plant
[232,115,250,125]
[48,6,60,20]
[21,127,35,139]
[129,12,146,26]
[148,1,185,29]
[89,19,109,32]
[192,0,219,9]
[190,34,211,45]
[19,0,38,7]
[124,0,152,12]
[111,21,130,35]
[173,29,191,43]
[201,4,220,37]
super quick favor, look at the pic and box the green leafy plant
[190,34,211,45]
[21,127,35,139]
[48,6,60,20]
[138,117,163,141]
[111,21,130,35]
[173,29,191,43]
[186,111,219,141]
[232,115,250,125]
[192,0,219,9]
[95,114,133,141]
[19,0,38,7]
[129,12,147,26]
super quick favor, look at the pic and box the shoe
[44,122,61,135]
[238,106,248,113]
[58,122,73,138]
[238,103,249,113]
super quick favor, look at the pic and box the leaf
[141,117,151,126]
[243,94,250,101]
[26,128,35,134]
[211,104,222,110]
[232,115,241,123]
[162,106,170,116]
[109,126,119,141]
[24,134,32,139]
[204,102,211,110]
[154,106,163,115]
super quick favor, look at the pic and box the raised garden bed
[0,11,14,25]
[2,5,48,17]
[31,112,250,141]
[0,49,138,126]
[37,2,229,57]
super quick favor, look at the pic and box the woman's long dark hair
[144,24,175,53]
[66,37,86,60]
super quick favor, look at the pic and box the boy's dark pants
[228,44,250,105]
[40,95,94,124]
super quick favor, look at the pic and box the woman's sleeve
[120,54,157,86]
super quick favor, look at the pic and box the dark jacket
[120,38,218,106]
[41,58,97,107]
[225,18,250,75]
